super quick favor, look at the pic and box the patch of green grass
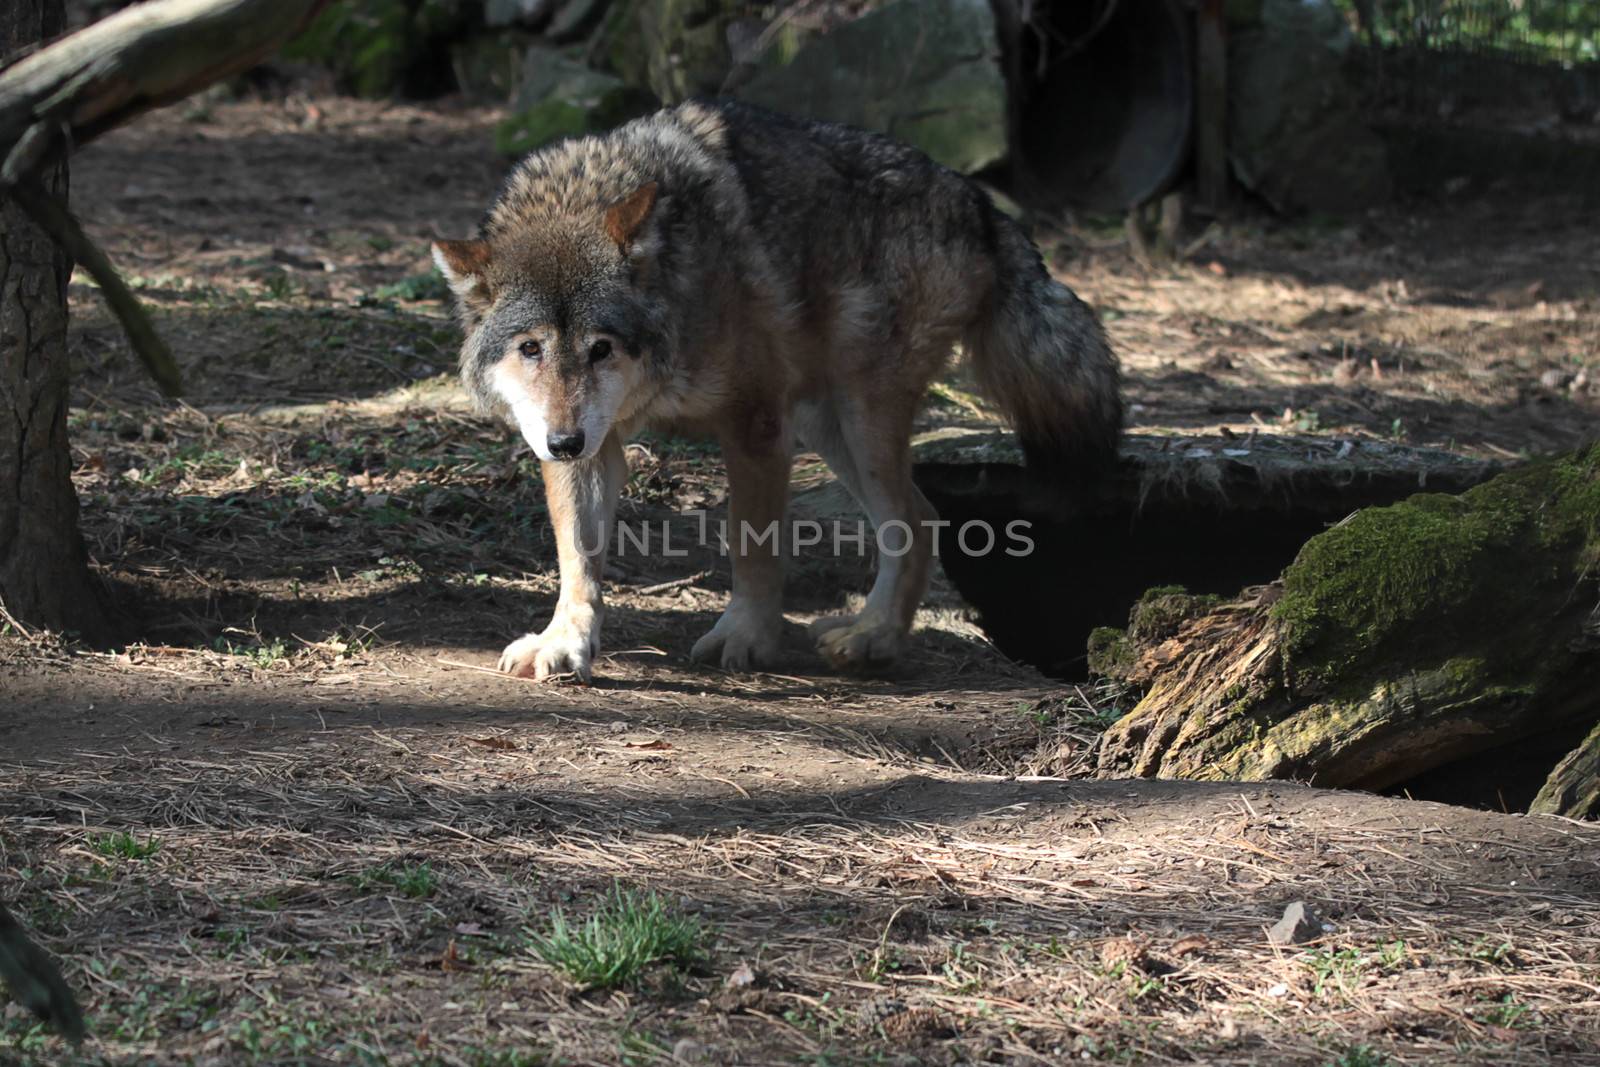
[213,634,291,668]
[1477,993,1533,1028]
[1326,1045,1391,1067]
[374,271,449,303]
[90,831,161,861]
[1302,940,1407,998]
[261,270,298,301]
[529,885,707,990]
[1466,936,1518,967]
[618,1028,670,1065]
[0,1016,54,1057]
[232,1014,331,1059]
[347,861,437,899]
[456,1049,551,1067]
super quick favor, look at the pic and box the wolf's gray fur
[435,100,1121,680]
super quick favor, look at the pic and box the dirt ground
[3,93,1600,1066]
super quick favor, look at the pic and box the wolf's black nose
[547,430,586,458]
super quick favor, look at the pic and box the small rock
[1540,368,1572,390]
[883,906,932,943]
[671,1037,711,1064]
[1267,900,1323,945]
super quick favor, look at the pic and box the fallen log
[0,0,333,150]
[1092,444,1600,807]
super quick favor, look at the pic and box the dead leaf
[1172,934,1210,957]
[441,938,469,973]
[467,736,518,751]
[725,961,758,989]
[625,739,673,751]
[415,1030,430,1050]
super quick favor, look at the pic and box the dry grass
[4,727,1599,1065]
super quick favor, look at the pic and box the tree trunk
[0,0,109,642]
[1092,445,1600,810]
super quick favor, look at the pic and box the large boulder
[451,31,537,100]
[1228,0,1391,213]
[592,0,757,104]
[285,0,472,98]
[495,45,658,156]
[485,0,559,29]
[736,0,1007,174]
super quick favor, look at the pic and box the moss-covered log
[1095,445,1600,801]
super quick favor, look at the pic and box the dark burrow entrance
[910,433,1569,812]
[915,433,1499,681]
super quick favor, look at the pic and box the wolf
[433,99,1120,682]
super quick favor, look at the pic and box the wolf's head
[433,181,662,462]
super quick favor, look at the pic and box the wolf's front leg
[499,434,626,682]
[691,419,792,671]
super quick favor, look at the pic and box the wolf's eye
[589,339,613,363]
[518,339,542,360]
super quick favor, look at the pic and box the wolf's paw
[498,614,598,682]
[806,612,859,639]
[691,604,783,672]
[816,617,906,672]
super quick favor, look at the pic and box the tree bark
[1532,720,1600,819]
[0,0,109,642]
[1092,445,1600,806]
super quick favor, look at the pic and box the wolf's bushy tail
[966,219,1123,477]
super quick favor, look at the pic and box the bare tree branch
[0,0,334,156]
[0,0,337,395]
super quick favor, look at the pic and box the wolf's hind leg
[793,399,870,636]
[812,392,936,671]
[690,413,792,671]
[499,433,626,682]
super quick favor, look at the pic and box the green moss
[1128,585,1223,643]
[1087,627,1133,680]
[494,85,657,156]
[1273,445,1600,688]
[284,0,474,97]
[496,98,591,156]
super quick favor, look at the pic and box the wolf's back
[965,218,1123,477]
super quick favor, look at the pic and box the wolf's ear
[603,182,658,251]
[432,239,493,304]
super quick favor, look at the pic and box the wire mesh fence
[1344,0,1599,63]
[1331,0,1600,196]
